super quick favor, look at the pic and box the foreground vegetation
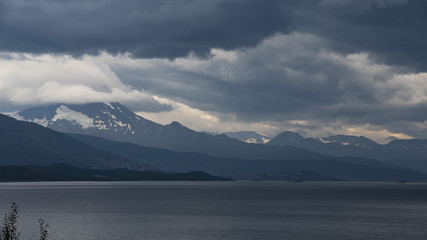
[1,203,48,240]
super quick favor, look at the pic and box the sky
[0,0,426,143]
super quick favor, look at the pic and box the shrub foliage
[0,203,48,240]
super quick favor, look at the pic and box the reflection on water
[0,181,426,240]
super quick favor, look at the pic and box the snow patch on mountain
[101,110,117,120]
[319,138,352,146]
[7,112,24,121]
[52,105,94,129]
[6,112,49,127]
[114,120,127,128]
[245,138,257,144]
[224,131,271,144]
[93,119,109,130]
[105,103,115,110]
[32,116,49,127]
[318,138,332,144]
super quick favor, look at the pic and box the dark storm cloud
[0,0,297,58]
[1,0,424,68]
[295,0,427,71]
[112,31,427,139]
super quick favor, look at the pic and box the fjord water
[0,182,426,240]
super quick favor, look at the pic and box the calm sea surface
[0,181,426,240]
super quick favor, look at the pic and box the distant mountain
[375,139,427,171]
[6,104,427,181]
[268,131,427,173]
[14,103,328,160]
[14,102,427,174]
[0,114,143,170]
[15,102,162,143]
[268,131,321,148]
[0,164,231,182]
[69,133,427,182]
[320,135,379,148]
[223,131,270,144]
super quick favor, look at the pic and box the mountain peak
[267,131,321,148]
[223,131,270,144]
[321,135,379,148]
[272,131,307,143]
[168,121,183,127]
[14,102,161,138]
[0,113,141,169]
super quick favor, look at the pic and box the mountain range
[13,102,327,160]
[0,114,232,181]
[14,102,427,171]
[266,131,427,173]
[0,114,142,170]
[68,133,427,182]
[4,102,427,181]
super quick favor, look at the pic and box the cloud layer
[296,0,427,71]
[118,33,427,141]
[0,53,171,112]
[1,31,426,142]
[0,0,296,58]
[1,0,427,143]
[1,0,426,70]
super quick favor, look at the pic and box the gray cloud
[0,0,297,58]
[110,32,427,139]
[295,0,427,71]
[1,0,425,71]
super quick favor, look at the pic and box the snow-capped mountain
[267,131,382,149]
[266,131,427,172]
[10,102,427,173]
[320,135,379,149]
[14,102,164,144]
[268,132,380,149]
[223,131,270,144]
[12,102,327,160]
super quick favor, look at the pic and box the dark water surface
[0,181,426,240]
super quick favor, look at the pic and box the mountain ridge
[69,133,427,182]
[267,131,427,172]
[3,109,427,181]
[0,113,144,170]
[11,102,427,173]
[223,131,271,144]
[13,102,329,161]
